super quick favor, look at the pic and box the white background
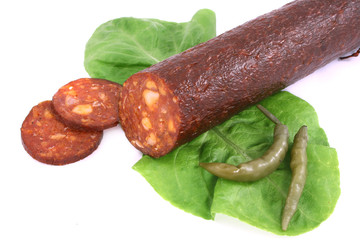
[1,0,359,239]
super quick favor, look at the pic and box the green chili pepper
[282,125,308,231]
[199,105,289,182]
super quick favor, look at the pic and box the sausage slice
[52,78,122,131]
[119,0,360,158]
[21,101,103,165]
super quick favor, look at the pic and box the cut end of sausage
[21,101,103,165]
[52,78,122,131]
[119,73,180,158]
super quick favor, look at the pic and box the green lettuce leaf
[133,91,340,235]
[84,9,216,84]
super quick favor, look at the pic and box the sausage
[21,101,103,165]
[52,78,122,131]
[119,0,360,158]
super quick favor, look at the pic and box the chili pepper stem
[256,105,281,125]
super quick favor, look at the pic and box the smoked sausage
[21,101,103,165]
[119,0,360,158]
[52,78,122,131]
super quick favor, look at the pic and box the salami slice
[119,0,360,158]
[52,78,122,131]
[21,101,103,165]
